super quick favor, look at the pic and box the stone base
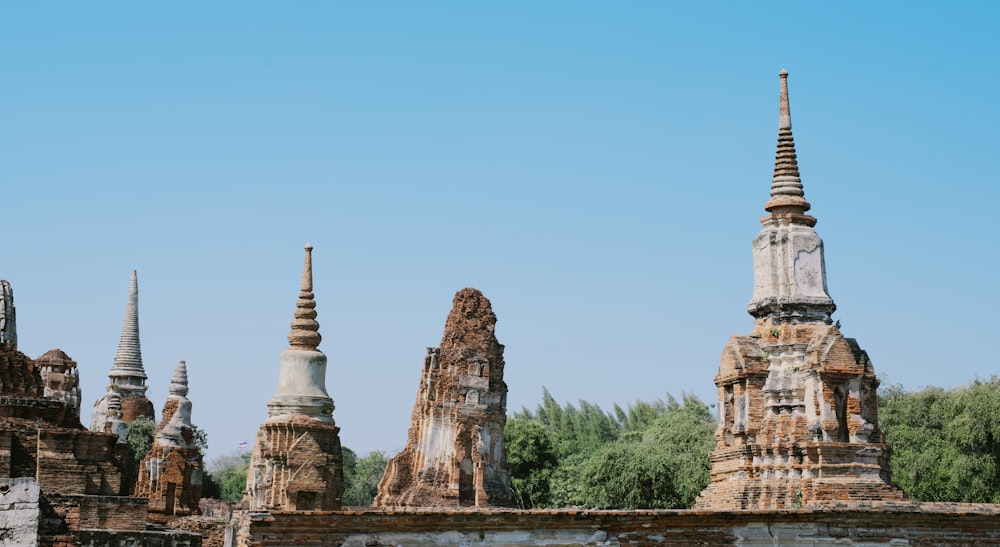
[245,415,344,512]
[226,504,1000,546]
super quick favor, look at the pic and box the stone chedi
[375,288,512,507]
[694,70,905,510]
[91,270,155,432]
[244,244,344,511]
[135,360,205,519]
[36,349,82,425]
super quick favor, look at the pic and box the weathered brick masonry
[376,288,512,508]
[228,504,1000,546]
[695,70,905,510]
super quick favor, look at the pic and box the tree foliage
[342,449,389,506]
[206,451,251,502]
[505,389,716,509]
[124,416,156,487]
[880,378,1000,503]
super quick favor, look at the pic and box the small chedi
[135,360,204,519]
[244,244,344,511]
[91,270,156,431]
[694,70,905,510]
[1,280,16,347]
[375,288,512,507]
[36,349,83,426]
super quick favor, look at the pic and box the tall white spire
[748,70,835,322]
[267,244,334,421]
[108,270,148,393]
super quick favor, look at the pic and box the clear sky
[2,3,997,464]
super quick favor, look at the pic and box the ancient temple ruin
[91,270,155,431]
[0,279,200,546]
[244,244,344,511]
[694,70,905,510]
[375,287,512,508]
[135,360,205,520]
[36,349,82,426]
[1,280,16,348]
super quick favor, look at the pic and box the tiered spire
[109,270,147,389]
[763,69,816,227]
[288,244,321,350]
[169,360,189,398]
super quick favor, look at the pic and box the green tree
[191,425,209,452]
[509,389,716,509]
[579,441,677,509]
[206,451,251,502]
[505,416,558,508]
[124,416,156,489]
[880,379,1000,503]
[342,450,389,506]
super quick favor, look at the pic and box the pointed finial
[287,244,321,350]
[764,69,814,225]
[169,360,189,397]
[111,270,146,378]
[778,69,791,130]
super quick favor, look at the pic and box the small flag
[238,441,249,450]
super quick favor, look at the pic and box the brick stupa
[135,360,204,519]
[694,71,905,510]
[244,244,344,511]
[375,288,512,507]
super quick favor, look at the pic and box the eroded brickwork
[36,349,82,425]
[228,504,1000,546]
[247,417,344,511]
[375,288,512,508]
[0,279,199,547]
[694,71,904,510]
[136,361,205,519]
[244,245,344,512]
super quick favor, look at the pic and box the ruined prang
[244,244,344,511]
[375,288,512,507]
[135,360,205,519]
[694,70,905,510]
[91,270,155,431]
[1,280,16,348]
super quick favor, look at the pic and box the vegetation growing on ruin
[124,416,157,488]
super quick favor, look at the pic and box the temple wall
[0,477,40,546]
[227,505,1000,547]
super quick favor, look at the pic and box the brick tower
[244,244,344,511]
[375,288,512,508]
[135,360,205,519]
[694,70,905,510]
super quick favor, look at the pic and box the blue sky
[2,3,997,464]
